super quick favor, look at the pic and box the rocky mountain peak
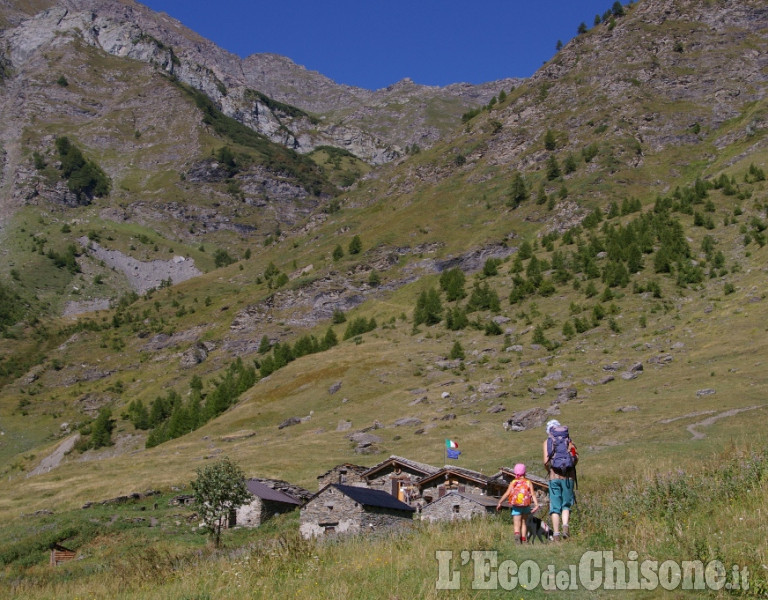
[2,0,516,163]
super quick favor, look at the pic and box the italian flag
[445,439,458,449]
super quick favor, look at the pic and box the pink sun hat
[513,463,527,477]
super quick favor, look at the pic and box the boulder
[348,432,383,446]
[503,406,560,432]
[554,387,577,404]
[542,370,563,382]
[180,343,207,368]
[649,354,673,365]
[393,417,422,427]
[278,417,302,429]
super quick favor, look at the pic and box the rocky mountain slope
[1,0,514,166]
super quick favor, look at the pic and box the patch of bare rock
[78,238,201,294]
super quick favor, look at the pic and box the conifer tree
[90,407,115,449]
[414,288,443,326]
[508,172,529,208]
[546,155,561,180]
[449,341,465,360]
[440,267,466,301]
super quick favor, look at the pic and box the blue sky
[140,1,624,90]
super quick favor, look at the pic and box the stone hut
[416,466,507,506]
[362,455,440,505]
[421,491,498,523]
[235,480,303,527]
[300,483,416,539]
[316,463,368,489]
[492,468,549,509]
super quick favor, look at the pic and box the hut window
[321,522,338,534]
[453,504,460,514]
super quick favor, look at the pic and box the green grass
[5,442,768,598]
[2,3,768,597]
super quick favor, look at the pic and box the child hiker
[496,463,540,543]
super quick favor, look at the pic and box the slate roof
[362,455,440,479]
[417,465,493,487]
[245,477,314,501]
[423,490,499,508]
[244,480,302,505]
[316,463,369,480]
[330,484,416,512]
[493,467,549,489]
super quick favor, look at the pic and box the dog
[525,514,554,544]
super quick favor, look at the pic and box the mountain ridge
[2,0,517,164]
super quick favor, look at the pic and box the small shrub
[449,341,465,360]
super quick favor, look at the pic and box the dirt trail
[686,405,765,440]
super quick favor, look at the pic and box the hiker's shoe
[514,533,521,544]
[562,525,570,539]
[552,532,561,543]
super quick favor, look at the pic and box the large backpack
[547,425,575,472]
[510,478,532,507]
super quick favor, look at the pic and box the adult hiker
[543,419,578,541]
[496,462,540,544]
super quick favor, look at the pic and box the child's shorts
[511,505,532,516]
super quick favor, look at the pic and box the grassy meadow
[2,3,768,596]
[4,438,768,599]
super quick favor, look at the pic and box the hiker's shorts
[548,478,575,514]
[510,505,532,517]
